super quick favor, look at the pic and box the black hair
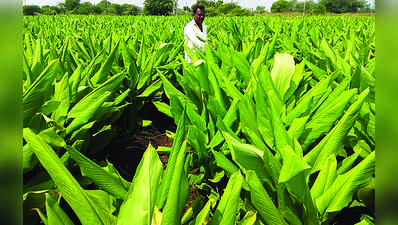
[192,4,205,14]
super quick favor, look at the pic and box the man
[184,4,207,63]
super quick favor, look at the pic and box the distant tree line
[23,0,141,16]
[270,0,375,14]
[180,0,252,17]
[23,0,375,16]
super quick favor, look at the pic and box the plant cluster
[23,15,375,225]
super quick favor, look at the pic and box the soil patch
[331,206,374,224]
[95,102,203,214]
[97,126,173,182]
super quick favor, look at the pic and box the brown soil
[331,206,375,224]
[95,102,203,213]
[99,126,172,181]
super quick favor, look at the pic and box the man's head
[192,4,205,25]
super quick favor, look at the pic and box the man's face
[193,8,205,25]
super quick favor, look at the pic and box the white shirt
[184,19,208,63]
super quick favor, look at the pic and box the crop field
[23,15,375,225]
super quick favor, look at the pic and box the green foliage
[217,3,241,14]
[229,7,252,16]
[144,0,174,15]
[320,0,367,13]
[194,0,224,9]
[164,15,375,224]
[23,15,375,225]
[269,0,372,14]
[312,4,327,14]
[255,6,266,13]
[121,4,140,15]
[191,1,253,17]
[294,0,317,12]
[271,0,291,13]
[41,5,58,15]
[23,5,41,16]
[73,2,94,15]
[64,0,80,11]
[96,0,111,11]
[206,7,219,16]
[56,3,66,14]
[23,0,141,16]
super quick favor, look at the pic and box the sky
[23,0,375,11]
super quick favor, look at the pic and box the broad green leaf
[288,115,310,139]
[181,197,205,225]
[69,70,125,118]
[212,151,239,177]
[316,151,375,215]
[313,79,350,115]
[30,38,44,78]
[209,172,243,225]
[286,76,333,126]
[239,95,266,150]
[52,71,70,124]
[23,128,105,225]
[23,144,38,173]
[337,151,360,175]
[270,100,310,183]
[276,185,303,225]
[357,178,375,211]
[231,51,250,82]
[310,155,337,200]
[138,79,163,97]
[23,59,59,125]
[159,72,185,101]
[117,144,163,225]
[66,91,111,134]
[66,145,129,200]
[238,211,256,225]
[301,89,356,150]
[46,194,74,225]
[246,171,287,225]
[156,113,188,209]
[320,38,351,76]
[85,190,118,222]
[207,61,228,112]
[153,102,172,118]
[209,98,239,149]
[284,173,320,225]
[161,140,189,225]
[258,67,283,120]
[91,40,120,85]
[224,133,269,182]
[270,53,295,98]
[208,170,225,183]
[192,199,213,225]
[121,39,139,89]
[284,61,305,101]
[24,127,66,172]
[305,88,370,173]
[255,82,274,148]
[188,126,208,161]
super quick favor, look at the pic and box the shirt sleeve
[184,25,205,51]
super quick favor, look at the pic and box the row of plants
[23,15,184,224]
[23,15,375,224]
